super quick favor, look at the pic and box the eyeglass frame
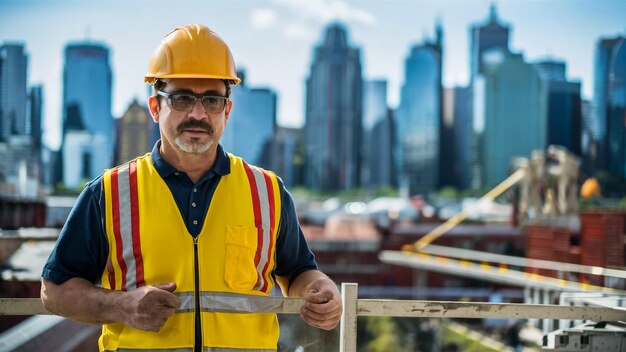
[156,90,229,113]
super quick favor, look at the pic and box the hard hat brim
[144,73,241,85]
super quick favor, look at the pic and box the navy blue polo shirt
[42,142,317,287]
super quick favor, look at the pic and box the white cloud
[270,0,377,39]
[250,8,278,30]
[283,23,314,40]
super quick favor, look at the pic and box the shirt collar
[150,140,231,179]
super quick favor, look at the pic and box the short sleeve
[274,180,317,286]
[41,177,109,285]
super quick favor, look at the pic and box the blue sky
[1,0,625,150]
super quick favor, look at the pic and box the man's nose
[188,99,207,119]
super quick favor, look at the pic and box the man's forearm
[41,278,180,331]
[41,277,125,325]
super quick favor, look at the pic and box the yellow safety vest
[99,153,282,351]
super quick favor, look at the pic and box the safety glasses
[157,90,228,113]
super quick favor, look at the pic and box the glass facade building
[535,60,582,156]
[0,43,28,141]
[362,80,393,189]
[469,5,510,82]
[475,49,547,188]
[222,75,277,168]
[305,23,362,191]
[61,43,112,188]
[396,33,442,196]
[443,86,472,190]
[591,35,626,178]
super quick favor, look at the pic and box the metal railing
[1,283,625,351]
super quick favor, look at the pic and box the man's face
[149,78,232,155]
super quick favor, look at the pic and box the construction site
[0,146,624,351]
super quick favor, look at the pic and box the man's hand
[41,278,180,332]
[119,282,181,332]
[299,277,342,330]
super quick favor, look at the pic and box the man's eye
[204,97,219,105]
[174,95,195,103]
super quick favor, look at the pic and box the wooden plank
[0,298,50,315]
[357,299,626,321]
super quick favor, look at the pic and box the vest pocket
[224,226,259,291]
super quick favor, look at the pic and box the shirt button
[193,220,198,225]
[192,202,197,207]
[175,172,179,176]
[193,188,197,193]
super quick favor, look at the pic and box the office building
[115,99,153,165]
[222,70,277,168]
[474,49,547,188]
[362,80,393,189]
[591,35,626,178]
[61,43,112,188]
[0,43,28,141]
[535,60,582,156]
[396,25,443,195]
[469,4,510,82]
[305,23,363,191]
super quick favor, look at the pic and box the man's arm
[287,270,342,331]
[41,277,180,332]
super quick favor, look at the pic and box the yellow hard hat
[144,24,241,85]
[580,177,601,199]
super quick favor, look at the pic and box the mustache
[177,120,214,134]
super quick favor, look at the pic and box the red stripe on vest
[129,161,145,287]
[243,163,264,279]
[110,168,128,291]
[260,171,275,292]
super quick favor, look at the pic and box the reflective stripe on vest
[108,160,145,291]
[174,292,303,314]
[242,162,276,293]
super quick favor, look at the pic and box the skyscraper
[362,80,393,189]
[469,4,510,82]
[591,35,625,179]
[396,25,443,196]
[305,23,363,191]
[0,43,28,141]
[267,127,305,188]
[475,49,547,188]
[61,42,112,188]
[443,86,472,190]
[222,70,277,168]
[535,60,582,156]
[115,99,153,165]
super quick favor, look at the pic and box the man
[41,24,342,351]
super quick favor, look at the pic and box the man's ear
[224,99,233,125]
[148,96,160,123]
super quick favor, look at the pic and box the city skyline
[1,0,625,150]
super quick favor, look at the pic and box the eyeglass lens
[171,94,226,113]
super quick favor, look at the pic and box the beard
[174,120,215,154]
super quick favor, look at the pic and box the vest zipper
[193,236,202,352]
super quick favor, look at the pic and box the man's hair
[152,79,232,98]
